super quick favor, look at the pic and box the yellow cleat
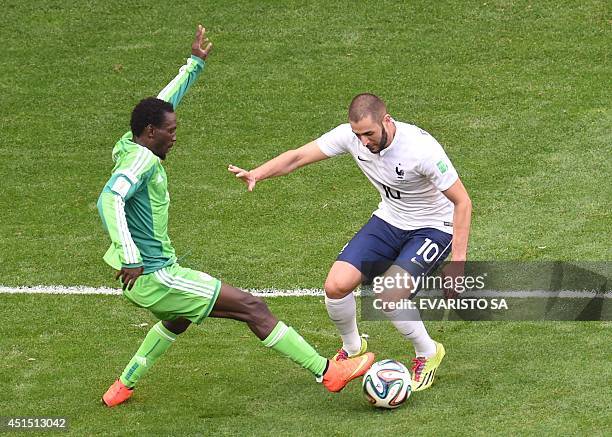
[411,341,445,392]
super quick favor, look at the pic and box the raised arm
[228,141,329,191]
[157,25,213,109]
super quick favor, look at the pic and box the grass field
[2,295,610,435]
[1,0,610,435]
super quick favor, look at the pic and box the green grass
[1,0,610,287]
[0,0,610,434]
[2,295,610,436]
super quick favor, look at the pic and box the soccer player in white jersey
[229,93,472,391]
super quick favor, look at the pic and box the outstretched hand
[228,164,257,192]
[192,24,213,60]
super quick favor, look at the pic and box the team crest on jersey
[395,164,405,180]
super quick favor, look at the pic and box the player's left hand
[442,261,465,299]
[192,24,213,60]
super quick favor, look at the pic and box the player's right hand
[115,266,144,291]
[228,164,257,191]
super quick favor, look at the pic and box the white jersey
[316,121,458,233]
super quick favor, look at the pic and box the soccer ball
[362,359,412,409]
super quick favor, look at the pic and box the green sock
[119,321,177,388]
[262,321,327,377]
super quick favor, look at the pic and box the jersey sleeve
[96,149,157,269]
[315,124,354,157]
[157,55,205,110]
[417,137,459,192]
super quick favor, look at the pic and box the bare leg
[162,317,192,335]
[209,283,278,340]
[209,283,329,377]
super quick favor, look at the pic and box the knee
[324,276,353,300]
[241,294,278,340]
[162,318,191,335]
[243,294,273,323]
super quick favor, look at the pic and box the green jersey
[97,55,205,274]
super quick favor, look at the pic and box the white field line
[0,285,610,298]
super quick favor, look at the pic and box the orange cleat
[102,379,134,407]
[322,352,375,392]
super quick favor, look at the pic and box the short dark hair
[130,97,175,136]
[348,93,387,122]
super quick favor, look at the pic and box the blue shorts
[337,215,453,283]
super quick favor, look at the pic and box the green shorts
[123,263,222,324]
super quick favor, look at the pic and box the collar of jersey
[127,138,161,163]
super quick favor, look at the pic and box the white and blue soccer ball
[362,359,412,409]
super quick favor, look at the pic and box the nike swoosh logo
[348,354,372,379]
[411,257,425,268]
[357,156,370,162]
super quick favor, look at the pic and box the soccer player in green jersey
[97,25,374,407]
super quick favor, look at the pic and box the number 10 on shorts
[411,238,440,268]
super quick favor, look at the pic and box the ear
[146,124,155,138]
